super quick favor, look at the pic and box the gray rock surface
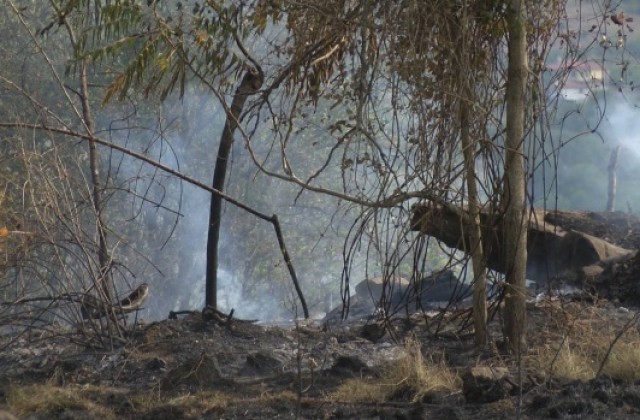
[326,269,474,323]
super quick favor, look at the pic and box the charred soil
[2,297,640,419]
[5,210,640,418]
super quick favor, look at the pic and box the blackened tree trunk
[205,67,263,308]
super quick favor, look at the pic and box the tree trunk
[461,119,489,348]
[59,12,116,337]
[459,82,488,348]
[456,16,488,347]
[79,59,113,315]
[411,205,634,284]
[606,145,621,212]
[205,67,263,308]
[503,0,529,354]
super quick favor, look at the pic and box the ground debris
[1,301,640,419]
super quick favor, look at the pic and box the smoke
[533,95,640,214]
[101,88,355,323]
[594,100,640,212]
[605,101,640,156]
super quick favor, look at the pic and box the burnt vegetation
[3,0,640,418]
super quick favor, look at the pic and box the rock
[462,366,512,403]
[146,357,167,371]
[355,276,410,301]
[430,406,463,420]
[622,391,640,410]
[323,294,377,323]
[326,270,474,323]
[529,393,552,410]
[402,269,471,307]
[556,231,634,274]
[546,399,593,418]
[357,270,472,308]
[419,389,449,404]
[592,388,609,404]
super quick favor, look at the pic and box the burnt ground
[3,211,640,419]
[2,296,640,419]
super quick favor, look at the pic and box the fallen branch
[411,204,635,283]
[595,311,640,379]
[81,283,149,319]
[3,283,149,320]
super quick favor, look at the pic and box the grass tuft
[7,384,114,418]
[329,337,460,403]
[526,302,640,382]
[600,342,640,381]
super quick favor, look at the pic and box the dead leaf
[611,12,625,26]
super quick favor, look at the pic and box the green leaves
[62,0,243,102]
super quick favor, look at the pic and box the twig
[595,311,640,379]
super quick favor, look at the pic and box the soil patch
[1,296,640,419]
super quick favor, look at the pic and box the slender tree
[606,145,622,212]
[455,3,489,348]
[60,15,114,312]
[503,0,530,354]
[205,67,263,309]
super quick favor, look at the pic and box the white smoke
[605,101,640,156]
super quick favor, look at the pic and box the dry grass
[7,384,115,419]
[526,302,640,382]
[330,337,460,403]
[390,337,460,398]
[528,338,598,381]
[8,383,286,418]
[136,390,231,417]
[7,382,237,419]
[599,342,640,381]
[137,387,306,414]
[330,378,390,403]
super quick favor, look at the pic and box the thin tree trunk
[79,61,112,304]
[205,67,263,309]
[503,0,529,354]
[457,6,488,348]
[58,8,117,344]
[461,106,488,348]
[606,145,621,212]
